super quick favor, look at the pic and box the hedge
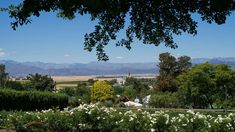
[0,88,68,111]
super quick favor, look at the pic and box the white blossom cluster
[2,104,235,131]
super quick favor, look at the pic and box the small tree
[27,73,55,91]
[91,80,113,102]
[0,64,8,87]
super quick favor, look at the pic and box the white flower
[182,124,187,126]
[187,110,195,115]
[129,117,134,121]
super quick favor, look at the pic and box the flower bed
[1,104,235,131]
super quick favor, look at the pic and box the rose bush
[1,104,235,131]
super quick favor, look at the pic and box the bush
[5,81,24,90]
[149,92,182,108]
[91,81,113,102]
[0,88,68,111]
[76,86,91,103]
[1,104,235,131]
[123,86,137,100]
[59,87,77,96]
[27,73,56,91]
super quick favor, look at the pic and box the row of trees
[178,63,235,109]
[0,64,55,91]
[152,52,235,109]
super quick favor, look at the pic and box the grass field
[52,76,95,82]
[52,74,156,90]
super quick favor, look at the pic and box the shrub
[59,87,76,96]
[5,81,24,90]
[1,104,235,131]
[77,86,91,103]
[123,86,137,100]
[0,88,68,111]
[27,73,56,91]
[91,81,113,102]
[149,92,182,108]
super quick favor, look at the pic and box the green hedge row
[0,88,68,111]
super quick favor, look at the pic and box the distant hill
[0,57,235,76]
[192,57,235,69]
[0,60,157,76]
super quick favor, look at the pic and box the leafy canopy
[27,73,56,91]
[156,52,192,92]
[177,63,235,109]
[91,80,113,102]
[1,0,235,60]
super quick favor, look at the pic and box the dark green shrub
[76,86,91,103]
[5,81,24,90]
[68,96,80,107]
[59,87,76,96]
[149,92,182,108]
[0,88,68,111]
[27,73,56,91]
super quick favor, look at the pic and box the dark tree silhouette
[27,73,55,91]
[156,52,191,92]
[1,0,235,60]
[0,64,8,87]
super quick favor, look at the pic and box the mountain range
[0,57,235,77]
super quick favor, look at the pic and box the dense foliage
[155,52,192,92]
[177,63,235,109]
[150,92,181,108]
[0,88,68,111]
[27,73,56,91]
[1,104,235,131]
[1,1,235,60]
[91,81,113,102]
[125,77,150,98]
[0,64,8,87]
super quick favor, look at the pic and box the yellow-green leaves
[91,80,113,102]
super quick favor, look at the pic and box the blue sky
[1,1,235,63]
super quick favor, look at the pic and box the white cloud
[64,54,71,57]
[0,49,6,57]
[116,56,123,59]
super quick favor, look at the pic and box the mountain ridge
[1,57,235,76]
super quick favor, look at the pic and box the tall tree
[1,0,235,60]
[176,56,192,76]
[0,64,8,87]
[155,52,191,92]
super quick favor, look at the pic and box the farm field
[52,74,156,82]
[52,76,96,82]
[53,74,156,90]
